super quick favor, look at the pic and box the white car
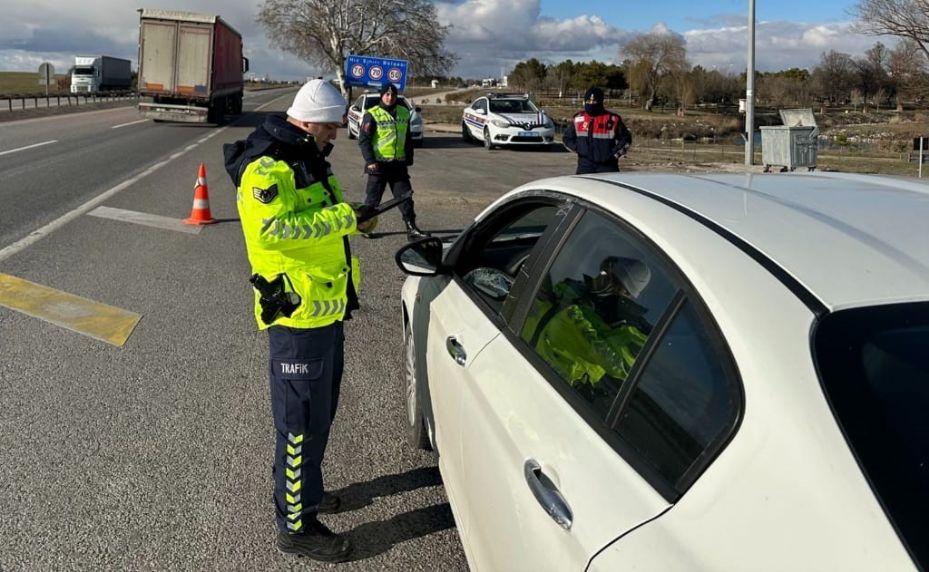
[346,92,424,147]
[462,94,555,150]
[395,172,929,571]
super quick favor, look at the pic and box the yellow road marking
[0,273,141,347]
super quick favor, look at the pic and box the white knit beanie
[286,79,347,123]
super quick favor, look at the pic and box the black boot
[276,518,352,562]
[405,219,430,241]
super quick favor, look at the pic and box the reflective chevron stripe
[311,299,346,317]
[284,432,305,531]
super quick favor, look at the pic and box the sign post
[344,55,409,92]
[38,62,55,98]
[914,137,929,178]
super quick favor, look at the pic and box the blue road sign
[345,55,408,91]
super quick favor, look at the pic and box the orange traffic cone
[184,162,216,225]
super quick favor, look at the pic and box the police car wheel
[461,121,472,142]
[404,322,432,450]
[483,128,495,150]
[348,126,356,139]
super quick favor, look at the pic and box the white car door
[425,278,500,531]
[427,198,572,547]
[454,208,743,570]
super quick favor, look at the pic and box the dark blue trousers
[267,322,344,534]
[576,157,620,174]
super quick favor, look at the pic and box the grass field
[0,71,69,96]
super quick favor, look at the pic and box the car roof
[511,172,929,311]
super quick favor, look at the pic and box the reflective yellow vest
[367,105,410,161]
[237,155,360,329]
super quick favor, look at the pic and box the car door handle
[524,459,573,530]
[445,336,467,366]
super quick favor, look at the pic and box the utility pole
[745,0,756,166]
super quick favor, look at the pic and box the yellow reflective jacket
[236,153,360,330]
[367,104,410,161]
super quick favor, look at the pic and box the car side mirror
[475,108,486,115]
[395,237,446,276]
[350,105,360,112]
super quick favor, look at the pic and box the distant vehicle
[462,93,554,150]
[346,92,424,147]
[395,172,929,571]
[70,56,132,94]
[137,9,249,123]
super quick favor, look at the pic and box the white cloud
[436,0,628,77]
[684,20,888,72]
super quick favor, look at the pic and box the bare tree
[888,39,929,111]
[854,0,929,62]
[258,0,456,95]
[621,31,688,110]
[812,50,856,105]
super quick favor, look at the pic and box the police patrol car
[461,93,555,150]
[346,92,424,147]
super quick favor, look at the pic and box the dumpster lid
[779,108,817,129]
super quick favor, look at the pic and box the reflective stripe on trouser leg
[268,322,343,533]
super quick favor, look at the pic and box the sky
[0,0,889,81]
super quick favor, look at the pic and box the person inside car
[524,256,652,388]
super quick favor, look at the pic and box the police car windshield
[489,99,538,114]
[364,95,410,110]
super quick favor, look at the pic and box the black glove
[354,204,377,223]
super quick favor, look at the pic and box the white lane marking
[0,128,228,263]
[0,140,58,157]
[88,206,203,234]
[111,119,149,129]
[0,90,292,263]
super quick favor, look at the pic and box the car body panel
[458,332,671,570]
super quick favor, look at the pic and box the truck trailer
[137,9,249,123]
[70,56,132,93]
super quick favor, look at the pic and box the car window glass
[520,210,677,419]
[354,96,364,109]
[364,96,379,110]
[613,300,740,492]
[490,99,537,114]
[459,204,560,315]
[473,99,487,113]
[814,304,929,570]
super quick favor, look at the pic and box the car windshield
[814,302,929,569]
[489,99,538,114]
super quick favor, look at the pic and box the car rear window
[814,302,929,569]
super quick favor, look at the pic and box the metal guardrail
[0,91,138,112]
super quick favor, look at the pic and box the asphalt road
[0,89,577,570]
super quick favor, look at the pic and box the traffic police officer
[358,83,429,240]
[563,86,632,174]
[223,79,372,562]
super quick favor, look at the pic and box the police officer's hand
[366,163,379,174]
[353,204,377,233]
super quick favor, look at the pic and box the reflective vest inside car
[367,105,410,161]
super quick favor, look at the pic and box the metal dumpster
[760,108,818,172]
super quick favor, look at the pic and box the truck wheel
[207,98,223,123]
[232,96,243,115]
